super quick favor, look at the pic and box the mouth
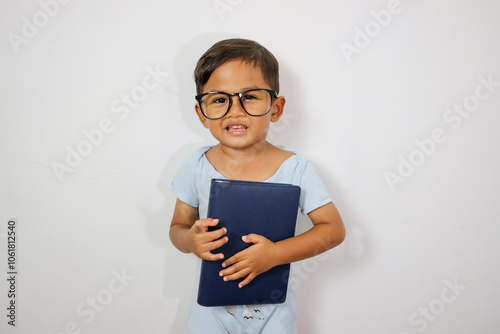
[226,124,248,133]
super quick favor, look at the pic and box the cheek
[206,120,225,135]
[254,118,272,134]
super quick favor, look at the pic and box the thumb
[242,233,262,244]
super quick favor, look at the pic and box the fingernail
[242,235,247,241]
[219,271,223,277]
[223,277,228,281]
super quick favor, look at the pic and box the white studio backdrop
[1,0,499,333]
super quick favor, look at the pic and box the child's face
[195,60,285,151]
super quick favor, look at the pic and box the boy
[170,38,345,333]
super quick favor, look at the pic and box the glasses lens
[241,90,272,116]
[200,93,229,119]
[199,90,274,119]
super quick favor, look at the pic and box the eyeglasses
[195,89,277,120]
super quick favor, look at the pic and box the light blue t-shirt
[171,146,332,334]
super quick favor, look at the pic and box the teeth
[228,125,246,130]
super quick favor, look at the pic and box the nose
[227,94,246,117]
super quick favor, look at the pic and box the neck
[218,141,271,162]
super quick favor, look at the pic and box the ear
[270,96,286,123]
[195,103,209,128]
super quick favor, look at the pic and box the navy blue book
[197,178,301,307]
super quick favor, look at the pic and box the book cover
[197,179,300,307]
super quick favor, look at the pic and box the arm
[169,198,228,261]
[220,201,345,287]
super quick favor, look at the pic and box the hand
[187,218,228,261]
[219,234,278,288]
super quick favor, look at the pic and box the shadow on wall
[144,33,237,332]
[270,59,304,149]
[153,142,205,332]
[295,161,370,333]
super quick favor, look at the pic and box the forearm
[273,202,345,266]
[169,224,192,254]
[218,203,345,287]
[170,199,228,260]
[219,218,344,287]
[274,222,344,265]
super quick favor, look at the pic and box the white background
[1,0,499,333]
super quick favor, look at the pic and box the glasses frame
[195,89,277,120]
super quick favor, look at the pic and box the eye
[207,95,228,104]
[213,97,227,104]
[242,90,267,102]
[242,94,258,101]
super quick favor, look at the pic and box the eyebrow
[204,86,268,93]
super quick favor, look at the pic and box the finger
[238,273,256,288]
[208,227,227,240]
[200,251,225,261]
[219,260,239,276]
[194,228,226,246]
[221,266,249,282]
[221,252,241,269]
[242,233,262,244]
[206,235,228,252]
[194,228,226,249]
[195,218,219,231]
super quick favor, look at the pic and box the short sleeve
[170,150,203,208]
[298,160,332,215]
